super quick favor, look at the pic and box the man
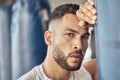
[18,0,97,80]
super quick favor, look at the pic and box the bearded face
[47,14,89,71]
[52,44,84,71]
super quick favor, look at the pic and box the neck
[42,51,71,80]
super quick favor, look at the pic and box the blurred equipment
[0,0,50,80]
[94,0,120,80]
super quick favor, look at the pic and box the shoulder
[71,66,92,80]
[83,59,98,80]
[17,65,41,80]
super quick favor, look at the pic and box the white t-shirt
[17,64,92,80]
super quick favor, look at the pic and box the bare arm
[83,59,98,80]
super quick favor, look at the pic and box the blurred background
[0,0,96,80]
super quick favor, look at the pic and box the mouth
[70,53,83,62]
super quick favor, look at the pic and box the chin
[68,66,81,71]
[66,64,81,71]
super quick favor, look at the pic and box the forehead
[60,14,88,33]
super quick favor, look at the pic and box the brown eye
[68,33,75,37]
[82,35,89,40]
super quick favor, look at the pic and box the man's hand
[76,0,97,28]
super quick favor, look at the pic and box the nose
[73,38,83,50]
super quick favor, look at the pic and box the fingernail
[79,21,85,26]
[93,10,97,14]
[91,20,95,24]
[92,16,97,20]
[91,1,94,5]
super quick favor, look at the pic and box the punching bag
[94,0,120,80]
[0,5,12,80]
[11,0,47,80]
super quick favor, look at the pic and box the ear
[44,31,53,45]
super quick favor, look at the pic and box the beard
[52,44,84,71]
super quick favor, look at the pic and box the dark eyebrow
[64,28,90,36]
[64,29,79,33]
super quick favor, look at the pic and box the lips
[70,53,82,62]
[70,53,81,57]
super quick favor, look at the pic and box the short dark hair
[48,4,79,26]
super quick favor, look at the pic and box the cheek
[55,39,71,55]
[58,43,69,56]
[82,40,88,50]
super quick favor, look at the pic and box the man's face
[50,14,89,71]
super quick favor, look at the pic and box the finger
[80,4,97,21]
[78,17,92,28]
[76,10,95,24]
[88,0,94,6]
[79,21,93,28]
[79,20,85,27]
[85,2,97,14]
